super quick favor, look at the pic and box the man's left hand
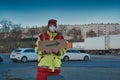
[52,48,59,54]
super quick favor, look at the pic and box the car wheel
[21,56,27,63]
[12,59,18,63]
[63,56,69,61]
[84,56,89,61]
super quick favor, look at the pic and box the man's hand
[44,49,52,54]
[52,48,59,54]
[44,48,60,55]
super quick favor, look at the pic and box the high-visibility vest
[34,31,66,72]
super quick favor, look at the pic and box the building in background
[21,23,120,40]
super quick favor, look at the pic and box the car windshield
[71,50,80,53]
[23,49,35,53]
[67,50,80,53]
[66,50,72,53]
[12,49,21,53]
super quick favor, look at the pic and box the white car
[10,48,38,63]
[62,49,90,61]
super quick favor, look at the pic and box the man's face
[48,23,57,32]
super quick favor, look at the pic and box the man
[34,19,66,80]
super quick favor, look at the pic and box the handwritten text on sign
[38,39,66,51]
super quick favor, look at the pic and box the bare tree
[41,26,47,33]
[28,27,37,42]
[0,19,23,52]
[0,32,4,40]
[86,30,97,37]
[0,19,12,39]
[10,24,22,47]
[57,25,67,35]
[67,27,83,42]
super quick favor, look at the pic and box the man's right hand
[44,49,52,54]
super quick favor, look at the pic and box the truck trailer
[67,35,120,55]
[84,35,120,55]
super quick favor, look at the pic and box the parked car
[10,48,38,63]
[0,55,3,62]
[62,49,90,61]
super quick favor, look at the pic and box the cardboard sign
[38,39,67,51]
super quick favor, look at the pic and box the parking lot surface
[0,54,120,80]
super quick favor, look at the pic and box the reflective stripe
[38,56,44,63]
[42,32,45,40]
[47,31,57,40]
[39,66,60,69]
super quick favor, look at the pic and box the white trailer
[72,42,85,50]
[110,35,120,49]
[84,35,120,55]
[84,36,106,50]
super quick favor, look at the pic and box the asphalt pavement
[0,54,120,80]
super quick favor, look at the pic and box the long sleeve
[34,36,43,55]
[59,48,66,56]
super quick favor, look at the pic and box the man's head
[48,19,57,32]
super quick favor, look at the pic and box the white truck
[84,35,120,55]
[110,35,120,49]
[72,42,85,50]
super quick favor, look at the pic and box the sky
[0,0,120,27]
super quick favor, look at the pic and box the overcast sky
[0,0,120,27]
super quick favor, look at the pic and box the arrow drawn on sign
[46,41,60,47]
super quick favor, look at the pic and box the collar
[47,30,57,37]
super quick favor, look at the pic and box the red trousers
[36,67,61,80]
